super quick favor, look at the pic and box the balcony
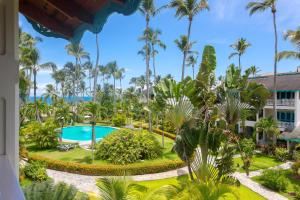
[278,121,295,132]
[266,99,295,107]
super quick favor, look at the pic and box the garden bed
[27,131,184,176]
[252,169,300,200]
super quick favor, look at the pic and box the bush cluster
[112,114,126,127]
[292,161,300,176]
[261,144,276,155]
[21,118,58,149]
[260,169,289,192]
[28,154,184,176]
[24,161,48,181]
[95,129,162,164]
[275,148,289,162]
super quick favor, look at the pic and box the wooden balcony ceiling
[19,0,139,42]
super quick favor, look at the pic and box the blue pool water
[62,126,116,141]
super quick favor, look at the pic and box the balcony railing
[266,99,295,107]
[278,121,295,132]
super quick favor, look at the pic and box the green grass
[253,170,300,200]
[234,154,283,172]
[137,176,266,200]
[28,133,178,165]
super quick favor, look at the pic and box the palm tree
[175,35,196,80]
[106,61,118,112]
[186,53,198,79]
[93,33,100,102]
[139,28,166,81]
[22,47,57,120]
[169,0,209,81]
[229,38,251,69]
[19,69,31,103]
[278,27,300,61]
[246,65,260,77]
[247,0,278,118]
[139,0,164,131]
[115,68,125,93]
[84,102,101,162]
[82,60,93,95]
[42,84,58,103]
[55,101,72,143]
[255,117,280,145]
[65,43,89,66]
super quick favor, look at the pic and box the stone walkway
[47,162,292,199]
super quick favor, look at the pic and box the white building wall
[295,91,300,127]
[0,0,19,174]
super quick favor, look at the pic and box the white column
[0,0,19,174]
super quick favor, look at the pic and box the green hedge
[28,154,184,176]
[133,124,176,140]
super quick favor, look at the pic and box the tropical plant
[259,169,289,192]
[255,117,280,145]
[169,0,209,80]
[19,69,31,103]
[139,0,164,131]
[174,35,196,80]
[23,180,88,200]
[24,161,48,182]
[186,53,198,79]
[229,38,251,69]
[247,0,278,117]
[239,138,256,176]
[51,69,66,97]
[246,65,260,77]
[55,100,73,142]
[106,61,119,112]
[42,84,58,103]
[278,27,300,61]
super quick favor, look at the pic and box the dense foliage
[24,161,48,182]
[274,147,289,162]
[95,129,162,164]
[22,180,88,200]
[259,169,289,192]
[21,119,58,149]
[112,114,126,127]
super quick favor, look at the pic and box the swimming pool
[62,126,116,141]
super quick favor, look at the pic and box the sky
[20,0,300,96]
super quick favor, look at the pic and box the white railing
[278,121,295,131]
[266,99,295,107]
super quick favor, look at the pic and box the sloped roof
[19,0,140,43]
[280,126,300,143]
[249,72,300,91]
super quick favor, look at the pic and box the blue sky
[20,0,300,96]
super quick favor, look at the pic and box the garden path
[47,162,292,199]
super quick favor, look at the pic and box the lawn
[28,133,178,165]
[234,154,283,172]
[137,176,266,200]
[253,170,300,200]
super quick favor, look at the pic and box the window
[277,91,295,99]
[277,111,295,122]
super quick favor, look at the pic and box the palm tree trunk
[61,82,65,98]
[152,44,156,82]
[92,125,95,162]
[192,64,195,79]
[113,77,116,112]
[238,54,241,69]
[33,70,39,121]
[272,8,278,121]
[145,15,152,132]
[182,19,193,81]
[93,34,100,102]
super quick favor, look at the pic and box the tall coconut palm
[247,0,278,118]
[22,47,56,120]
[246,65,260,78]
[175,35,196,78]
[65,43,89,66]
[229,38,251,69]
[93,34,100,102]
[42,84,58,103]
[106,61,118,111]
[169,0,209,81]
[84,102,101,162]
[139,0,164,131]
[82,60,93,95]
[115,68,125,93]
[278,27,300,61]
[186,53,198,79]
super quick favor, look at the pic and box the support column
[295,91,300,127]
[0,0,19,174]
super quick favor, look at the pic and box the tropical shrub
[260,169,289,192]
[261,144,276,155]
[293,150,300,161]
[112,114,126,127]
[22,180,88,200]
[292,161,300,176]
[28,154,184,176]
[95,129,162,164]
[275,148,289,162]
[294,185,300,200]
[21,119,59,149]
[239,138,255,175]
[24,161,48,181]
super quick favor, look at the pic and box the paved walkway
[47,162,292,199]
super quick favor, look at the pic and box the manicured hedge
[28,154,184,176]
[133,124,176,140]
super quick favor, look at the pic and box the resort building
[245,68,300,144]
